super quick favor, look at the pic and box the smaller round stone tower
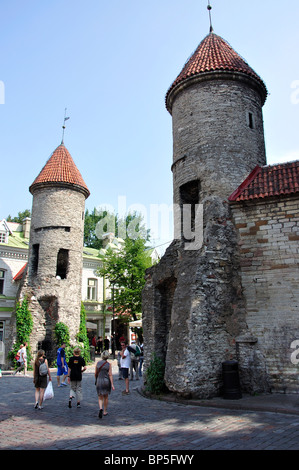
[20,143,89,363]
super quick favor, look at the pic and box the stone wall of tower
[171,77,266,205]
[143,197,249,399]
[20,186,86,363]
[143,73,268,397]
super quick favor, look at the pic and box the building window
[0,232,7,243]
[0,270,5,295]
[87,278,98,300]
[56,249,69,279]
[0,321,4,342]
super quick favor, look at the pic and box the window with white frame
[0,270,5,295]
[87,278,98,300]
[0,232,7,243]
[0,321,4,342]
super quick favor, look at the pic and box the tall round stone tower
[142,28,268,398]
[20,143,90,363]
[166,31,267,228]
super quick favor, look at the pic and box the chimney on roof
[102,232,115,248]
[22,217,31,239]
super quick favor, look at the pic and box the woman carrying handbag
[33,349,52,409]
[95,350,115,418]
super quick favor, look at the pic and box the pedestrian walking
[13,344,23,375]
[95,350,115,418]
[13,342,28,376]
[33,349,52,410]
[57,342,68,387]
[117,350,123,380]
[129,341,140,381]
[104,336,110,351]
[120,341,131,395]
[139,342,144,377]
[67,347,87,408]
[96,336,103,355]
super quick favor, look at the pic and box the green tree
[97,236,153,322]
[8,297,33,367]
[6,209,31,223]
[84,208,150,248]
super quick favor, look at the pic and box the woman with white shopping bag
[33,350,52,409]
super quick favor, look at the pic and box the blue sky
[1,0,298,253]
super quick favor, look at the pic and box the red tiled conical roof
[166,32,267,112]
[29,143,90,198]
[229,161,299,202]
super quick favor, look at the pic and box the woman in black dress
[33,350,51,409]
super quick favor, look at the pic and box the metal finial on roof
[61,108,70,144]
[207,1,214,33]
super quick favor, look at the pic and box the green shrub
[8,297,33,367]
[145,353,166,395]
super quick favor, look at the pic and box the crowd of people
[12,337,144,419]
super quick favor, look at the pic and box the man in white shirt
[120,341,131,395]
[14,342,28,375]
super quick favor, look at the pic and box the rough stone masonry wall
[171,78,266,204]
[19,186,86,363]
[143,196,248,399]
[231,196,299,393]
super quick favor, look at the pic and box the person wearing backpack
[128,341,140,381]
[33,349,52,409]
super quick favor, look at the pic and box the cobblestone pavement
[1,362,299,452]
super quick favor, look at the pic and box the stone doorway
[37,295,59,365]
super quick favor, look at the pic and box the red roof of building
[29,144,90,198]
[228,161,299,202]
[13,263,27,281]
[166,32,267,112]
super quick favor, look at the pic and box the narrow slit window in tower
[32,244,39,275]
[179,180,200,240]
[56,249,69,279]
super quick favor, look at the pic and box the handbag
[95,360,108,385]
[43,381,54,401]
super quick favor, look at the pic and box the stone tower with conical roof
[19,143,89,363]
[142,28,268,398]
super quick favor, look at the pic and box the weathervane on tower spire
[207,1,214,33]
[61,108,70,144]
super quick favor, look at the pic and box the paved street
[1,361,299,453]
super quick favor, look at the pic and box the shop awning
[86,321,97,330]
[129,320,142,328]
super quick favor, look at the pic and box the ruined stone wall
[231,196,299,393]
[143,196,249,399]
